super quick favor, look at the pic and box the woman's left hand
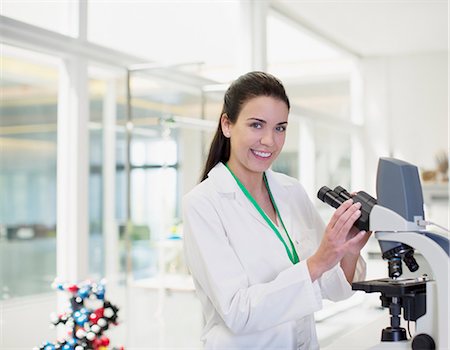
[346,191,372,255]
[341,226,372,283]
[345,226,372,256]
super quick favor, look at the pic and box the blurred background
[0,1,448,348]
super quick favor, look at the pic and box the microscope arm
[369,205,424,232]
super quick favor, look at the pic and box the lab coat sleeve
[318,256,366,301]
[306,191,367,302]
[183,190,323,335]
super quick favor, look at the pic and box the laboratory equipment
[318,157,449,350]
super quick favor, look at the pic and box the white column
[77,0,88,41]
[350,61,365,192]
[57,57,89,284]
[103,80,119,283]
[299,119,315,199]
[360,58,391,193]
[239,0,269,72]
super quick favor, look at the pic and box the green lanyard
[225,163,300,265]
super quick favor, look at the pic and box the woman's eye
[250,122,262,129]
[276,125,286,132]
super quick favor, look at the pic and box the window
[124,70,213,281]
[0,45,59,298]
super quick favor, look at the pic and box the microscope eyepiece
[333,186,352,200]
[317,186,346,209]
[317,185,377,231]
[317,186,332,202]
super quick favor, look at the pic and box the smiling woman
[2,1,447,348]
[222,96,289,177]
[183,71,369,349]
[200,72,290,182]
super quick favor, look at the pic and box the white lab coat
[183,162,366,349]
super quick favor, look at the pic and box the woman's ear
[221,113,231,138]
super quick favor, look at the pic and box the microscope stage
[352,278,427,296]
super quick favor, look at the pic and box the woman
[183,71,369,349]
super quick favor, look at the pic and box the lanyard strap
[225,163,299,265]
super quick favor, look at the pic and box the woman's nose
[260,130,275,147]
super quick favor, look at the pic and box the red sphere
[100,336,110,346]
[89,312,99,323]
[67,284,79,293]
[95,307,104,318]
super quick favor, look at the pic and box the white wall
[362,52,448,193]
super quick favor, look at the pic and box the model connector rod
[317,185,377,232]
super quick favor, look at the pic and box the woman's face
[221,95,289,177]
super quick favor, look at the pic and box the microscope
[318,158,449,350]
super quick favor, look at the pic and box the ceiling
[274,0,448,57]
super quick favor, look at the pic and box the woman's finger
[345,230,369,253]
[332,202,361,236]
[327,199,354,229]
[336,208,361,240]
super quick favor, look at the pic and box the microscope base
[381,327,407,342]
[322,311,411,350]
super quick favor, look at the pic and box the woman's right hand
[307,199,366,281]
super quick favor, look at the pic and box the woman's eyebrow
[246,117,288,126]
[247,117,266,123]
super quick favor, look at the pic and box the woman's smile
[251,149,272,159]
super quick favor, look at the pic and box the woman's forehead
[238,96,289,121]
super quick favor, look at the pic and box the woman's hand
[340,226,372,283]
[345,191,372,256]
[307,199,368,281]
[345,225,371,256]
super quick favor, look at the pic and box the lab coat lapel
[264,169,293,236]
[207,163,273,228]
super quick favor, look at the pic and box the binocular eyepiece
[317,184,419,279]
[317,185,377,231]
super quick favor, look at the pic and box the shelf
[422,182,449,203]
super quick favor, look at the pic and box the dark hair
[200,71,290,182]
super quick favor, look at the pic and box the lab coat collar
[207,162,240,195]
[207,162,294,233]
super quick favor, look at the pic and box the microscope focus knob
[412,333,436,350]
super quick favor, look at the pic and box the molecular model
[34,280,124,350]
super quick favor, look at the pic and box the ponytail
[199,119,230,182]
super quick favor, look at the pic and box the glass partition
[0,45,59,298]
[124,70,215,284]
[267,8,356,201]
[87,67,128,280]
[314,125,352,191]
